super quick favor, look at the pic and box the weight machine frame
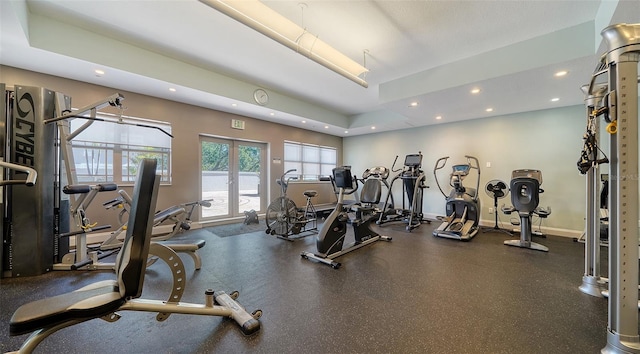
[583,23,640,354]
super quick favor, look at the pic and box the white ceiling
[0,0,638,137]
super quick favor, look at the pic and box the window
[284,141,336,180]
[67,112,172,184]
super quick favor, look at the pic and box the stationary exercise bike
[501,169,551,252]
[301,166,391,268]
[432,155,481,240]
[265,169,318,241]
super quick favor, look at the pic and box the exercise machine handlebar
[0,161,37,186]
[433,156,450,197]
[43,93,125,124]
[465,155,481,202]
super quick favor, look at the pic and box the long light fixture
[198,0,369,88]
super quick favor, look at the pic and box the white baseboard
[424,213,582,239]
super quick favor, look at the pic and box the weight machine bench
[8,159,261,353]
[102,190,211,269]
[55,184,207,271]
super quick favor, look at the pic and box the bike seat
[304,190,317,198]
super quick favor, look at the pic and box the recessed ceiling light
[554,70,568,77]
[486,108,494,112]
[302,120,306,123]
[324,125,329,129]
[436,116,442,120]
[269,112,275,116]
[470,88,481,94]
[344,130,349,134]
[371,126,376,130]
[551,98,560,102]
[409,102,419,107]
[231,103,237,107]
[94,69,105,76]
[169,87,176,92]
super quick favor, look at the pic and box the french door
[200,136,266,220]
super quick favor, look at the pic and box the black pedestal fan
[483,179,512,235]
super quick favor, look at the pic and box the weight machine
[0,84,199,276]
[101,191,211,269]
[581,23,640,354]
[1,84,71,277]
[8,159,261,353]
[377,153,429,231]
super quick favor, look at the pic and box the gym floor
[0,221,624,353]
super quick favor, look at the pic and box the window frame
[283,141,337,181]
[67,112,172,185]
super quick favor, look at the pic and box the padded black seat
[62,184,91,195]
[10,281,122,336]
[303,190,317,198]
[511,177,540,213]
[352,179,381,214]
[63,183,118,195]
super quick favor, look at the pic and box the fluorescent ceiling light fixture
[409,102,418,107]
[470,88,481,94]
[436,116,442,120]
[551,97,560,102]
[554,70,568,77]
[199,0,369,88]
[485,108,493,112]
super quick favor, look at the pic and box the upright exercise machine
[581,23,640,354]
[377,153,428,231]
[1,84,70,277]
[432,155,481,240]
[301,166,391,268]
[501,169,551,252]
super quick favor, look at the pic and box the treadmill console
[404,154,422,168]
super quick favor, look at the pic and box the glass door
[200,137,266,220]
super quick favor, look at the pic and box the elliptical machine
[301,166,391,269]
[432,155,481,240]
[377,153,428,231]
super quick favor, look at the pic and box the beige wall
[0,65,342,228]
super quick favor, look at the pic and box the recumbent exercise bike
[301,166,391,269]
[501,169,551,252]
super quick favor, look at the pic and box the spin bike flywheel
[265,197,298,236]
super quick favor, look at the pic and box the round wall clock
[253,89,269,106]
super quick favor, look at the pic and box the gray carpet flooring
[0,220,632,353]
